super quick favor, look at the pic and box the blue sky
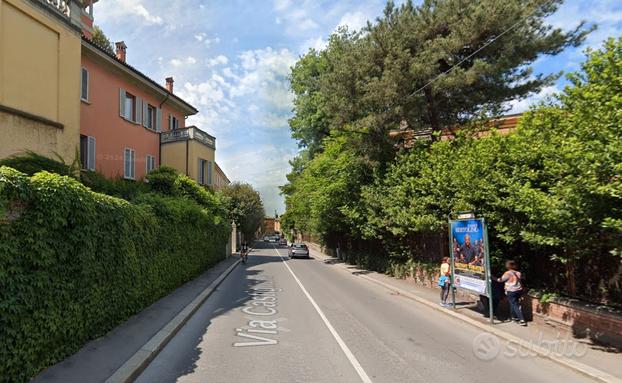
[95,0,622,215]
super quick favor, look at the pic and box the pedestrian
[497,260,527,326]
[438,257,451,307]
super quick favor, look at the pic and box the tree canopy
[92,25,114,54]
[288,0,590,161]
[281,1,622,303]
[220,182,265,240]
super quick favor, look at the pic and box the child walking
[438,257,451,307]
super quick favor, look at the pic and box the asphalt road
[136,242,596,383]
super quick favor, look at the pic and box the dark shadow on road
[146,251,287,383]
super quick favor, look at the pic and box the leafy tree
[281,135,373,247]
[358,38,622,302]
[361,0,591,135]
[499,37,622,297]
[92,25,114,54]
[284,0,590,245]
[220,182,265,240]
[289,0,591,162]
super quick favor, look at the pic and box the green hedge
[0,167,230,382]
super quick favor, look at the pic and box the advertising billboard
[450,218,488,295]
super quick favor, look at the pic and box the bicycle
[241,249,249,263]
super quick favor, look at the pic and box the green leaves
[284,37,622,304]
[219,182,264,239]
[359,38,622,301]
[288,0,590,165]
[0,168,230,382]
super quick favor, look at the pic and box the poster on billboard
[450,218,489,296]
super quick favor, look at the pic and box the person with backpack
[497,260,527,326]
[438,257,451,307]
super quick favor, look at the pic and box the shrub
[356,39,622,304]
[0,151,76,177]
[145,166,178,195]
[0,167,230,382]
[80,170,148,200]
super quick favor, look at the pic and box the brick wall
[528,295,622,348]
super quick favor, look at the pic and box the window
[124,148,135,179]
[145,105,156,130]
[81,68,89,101]
[198,159,207,185]
[79,135,96,171]
[124,93,136,121]
[168,114,179,130]
[207,161,213,185]
[146,154,156,173]
[143,104,161,131]
[120,88,142,123]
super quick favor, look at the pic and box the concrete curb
[309,250,622,383]
[104,257,241,383]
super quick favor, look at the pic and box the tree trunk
[565,256,577,297]
[424,87,441,137]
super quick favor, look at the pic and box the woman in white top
[497,260,526,326]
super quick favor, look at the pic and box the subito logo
[472,333,500,361]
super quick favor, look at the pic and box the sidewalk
[32,256,239,383]
[307,245,622,381]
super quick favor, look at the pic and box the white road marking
[273,246,373,383]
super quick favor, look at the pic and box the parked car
[288,243,309,258]
[263,236,271,242]
[268,236,278,243]
[278,238,287,246]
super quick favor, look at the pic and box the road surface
[136,242,595,383]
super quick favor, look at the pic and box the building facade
[213,162,230,190]
[160,125,216,185]
[389,113,523,149]
[1,1,231,191]
[80,39,198,180]
[263,217,281,235]
[0,0,90,162]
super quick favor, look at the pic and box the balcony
[41,0,72,17]
[161,126,215,149]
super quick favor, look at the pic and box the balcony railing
[161,126,215,149]
[42,0,71,17]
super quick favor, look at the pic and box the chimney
[165,77,174,93]
[115,41,127,62]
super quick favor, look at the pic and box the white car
[288,243,310,258]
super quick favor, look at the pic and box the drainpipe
[185,140,189,176]
[158,93,170,167]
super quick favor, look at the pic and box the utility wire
[399,0,553,103]
[335,0,553,135]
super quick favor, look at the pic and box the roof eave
[81,38,199,116]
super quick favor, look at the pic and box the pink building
[79,38,198,180]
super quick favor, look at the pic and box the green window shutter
[87,136,96,171]
[124,148,130,178]
[135,97,142,124]
[155,108,162,132]
[81,68,89,101]
[119,88,126,117]
[207,161,213,185]
[198,158,203,184]
[143,103,149,128]
[130,149,135,179]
